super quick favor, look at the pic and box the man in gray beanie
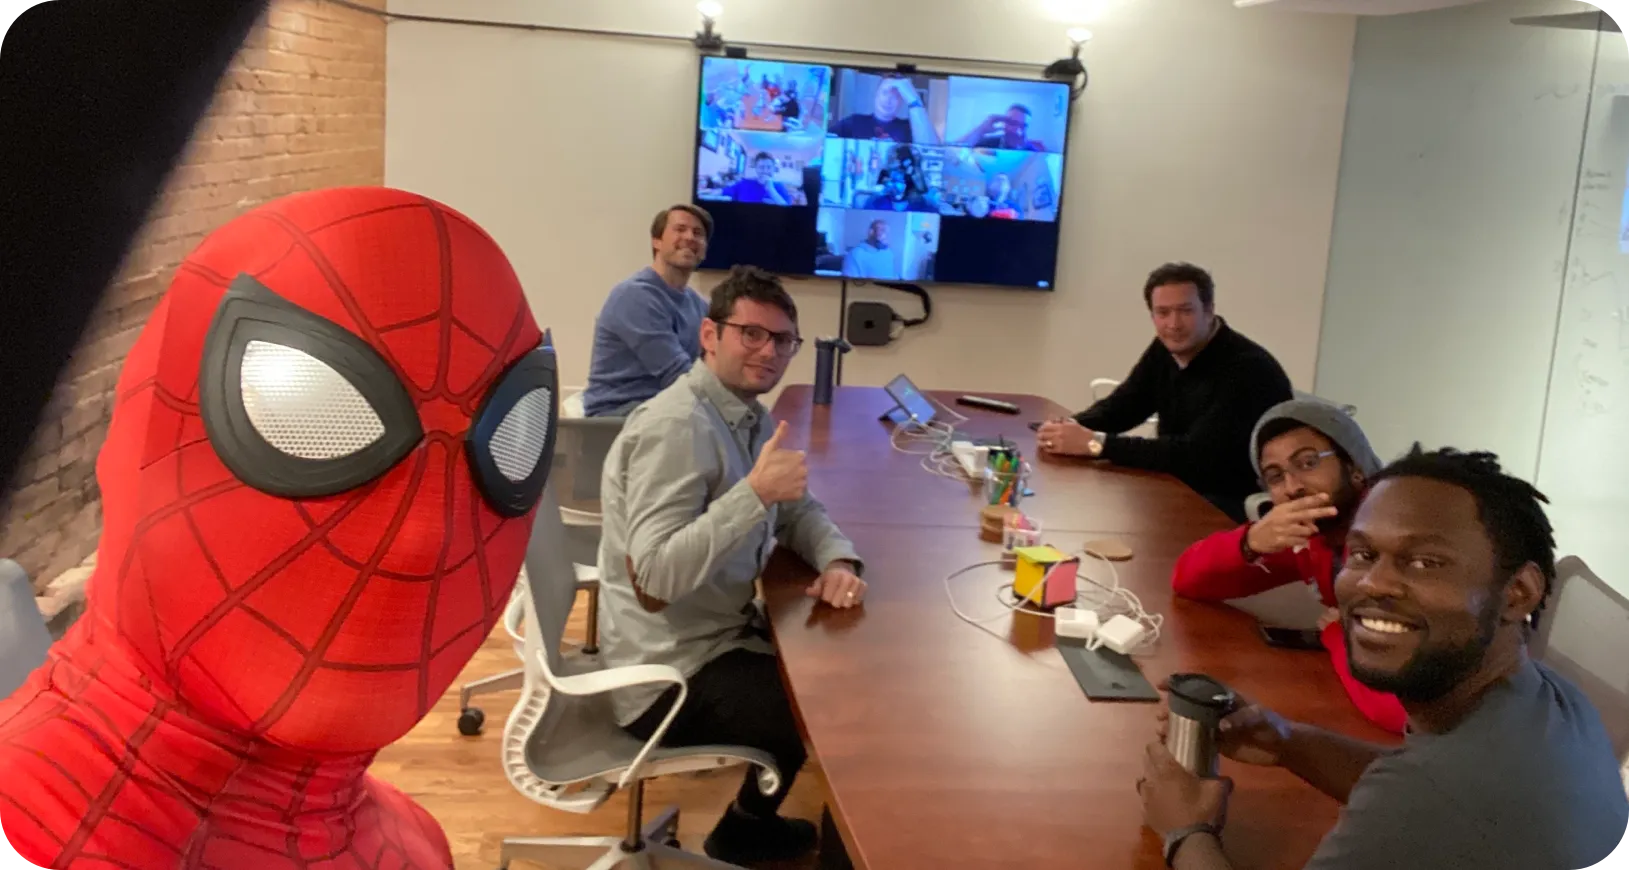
[1171,398,1406,733]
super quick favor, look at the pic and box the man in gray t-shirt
[1304,657,1625,868]
[1138,446,1629,870]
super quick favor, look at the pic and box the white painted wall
[385,0,1355,409]
[1314,0,1599,477]
[1316,0,1629,595]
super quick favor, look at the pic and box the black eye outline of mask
[464,332,558,518]
[199,273,424,498]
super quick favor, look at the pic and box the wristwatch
[1239,525,1263,563]
[1086,432,1104,458]
[1162,823,1221,868]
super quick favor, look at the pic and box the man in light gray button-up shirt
[598,265,864,866]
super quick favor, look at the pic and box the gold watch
[1087,433,1104,457]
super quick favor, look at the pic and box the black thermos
[812,337,851,405]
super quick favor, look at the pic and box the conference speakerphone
[955,395,1021,415]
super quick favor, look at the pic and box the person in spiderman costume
[0,186,557,869]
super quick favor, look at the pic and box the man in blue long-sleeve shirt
[583,204,714,416]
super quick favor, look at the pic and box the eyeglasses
[1261,449,1335,489]
[716,320,803,356]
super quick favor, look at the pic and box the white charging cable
[928,394,970,423]
[888,416,984,482]
[942,545,1163,654]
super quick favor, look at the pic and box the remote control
[956,395,1021,415]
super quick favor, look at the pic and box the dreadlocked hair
[1368,445,1557,631]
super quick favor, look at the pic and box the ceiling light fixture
[1045,26,1091,93]
[695,1,725,52]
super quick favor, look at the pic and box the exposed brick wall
[0,0,386,592]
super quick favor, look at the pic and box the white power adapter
[1096,614,1148,655]
[1054,607,1100,641]
[949,441,988,478]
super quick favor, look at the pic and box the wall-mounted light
[695,1,725,52]
[1044,26,1090,92]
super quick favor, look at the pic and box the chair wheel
[457,707,485,736]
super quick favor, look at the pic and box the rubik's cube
[1012,545,1079,609]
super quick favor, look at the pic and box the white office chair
[1,559,52,698]
[1087,378,1158,437]
[495,480,780,869]
[457,416,627,736]
[1532,556,1629,770]
[555,416,629,654]
[562,386,586,419]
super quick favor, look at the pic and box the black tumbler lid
[1167,673,1236,724]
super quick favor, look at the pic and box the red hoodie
[1171,524,1408,734]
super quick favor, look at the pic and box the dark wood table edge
[769,567,869,870]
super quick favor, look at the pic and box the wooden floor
[370,591,829,870]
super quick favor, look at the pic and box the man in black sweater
[1036,263,1292,521]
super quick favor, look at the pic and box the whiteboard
[1536,25,1629,597]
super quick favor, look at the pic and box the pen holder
[983,465,1027,508]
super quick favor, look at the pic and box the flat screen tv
[693,56,1072,290]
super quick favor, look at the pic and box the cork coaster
[979,505,1018,543]
[1082,538,1134,561]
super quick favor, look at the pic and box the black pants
[624,648,807,817]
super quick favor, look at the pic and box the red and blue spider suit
[0,186,557,869]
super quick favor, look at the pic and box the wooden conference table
[760,385,1392,870]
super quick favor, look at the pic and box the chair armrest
[548,662,684,698]
[502,587,527,644]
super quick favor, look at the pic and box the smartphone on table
[1259,625,1324,651]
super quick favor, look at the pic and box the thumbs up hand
[748,421,808,506]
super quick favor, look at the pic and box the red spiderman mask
[0,187,553,868]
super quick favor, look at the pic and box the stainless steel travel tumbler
[1165,673,1237,777]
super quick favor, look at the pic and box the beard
[1347,593,1501,703]
[1316,475,1362,535]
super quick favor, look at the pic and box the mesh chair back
[1534,556,1629,761]
[0,559,51,698]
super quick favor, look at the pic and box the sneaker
[702,807,818,865]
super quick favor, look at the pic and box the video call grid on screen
[692,56,1073,290]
